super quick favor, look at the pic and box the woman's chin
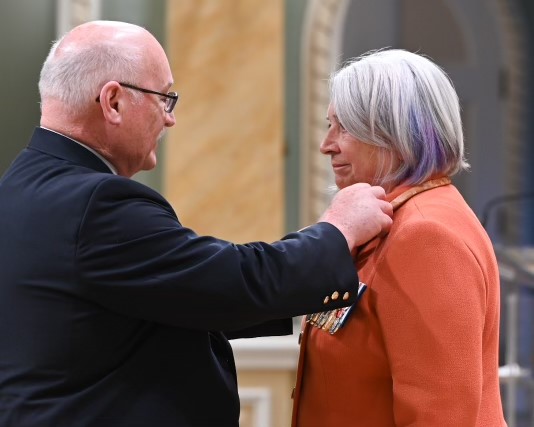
[335,178,354,190]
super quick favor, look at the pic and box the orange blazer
[292,181,506,426]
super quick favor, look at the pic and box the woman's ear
[97,81,122,125]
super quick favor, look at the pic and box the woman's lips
[332,163,349,170]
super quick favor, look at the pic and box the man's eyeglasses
[96,82,179,113]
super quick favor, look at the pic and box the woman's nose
[320,130,337,154]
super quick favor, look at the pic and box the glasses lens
[165,93,178,113]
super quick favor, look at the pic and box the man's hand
[318,183,393,252]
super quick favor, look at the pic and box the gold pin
[318,311,331,328]
[307,312,318,326]
[322,312,337,331]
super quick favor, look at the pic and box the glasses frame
[95,82,179,113]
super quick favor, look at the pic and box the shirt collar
[39,127,118,175]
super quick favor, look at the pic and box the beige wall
[164,0,284,243]
[231,334,300,427]
[238,370,296,427]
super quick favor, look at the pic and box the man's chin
[141,153,157,172]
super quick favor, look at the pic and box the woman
[292,49,506,426]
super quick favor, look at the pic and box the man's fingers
[346,183,386,200]
[318,184,395,251]
[351,182,372,190]
[369,185,387,199]
[379,199,393,217]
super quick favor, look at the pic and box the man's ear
[98,81,123,125]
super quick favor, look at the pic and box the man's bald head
[39,20,166,113]
[54,21,153,55]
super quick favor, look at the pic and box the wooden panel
[164,0,284,243]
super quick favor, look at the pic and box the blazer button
[343,291,350,301]
[331,291,339,300]
[323,296,330,304]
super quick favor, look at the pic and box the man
[0,21,392,426]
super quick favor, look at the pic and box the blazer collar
[386,176,451,211]
[28,127,113,174]
[356,177,452,268]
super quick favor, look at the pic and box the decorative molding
[56,0,101,37]
[299,0,349,226]
[238,387,272,427]
[230,334,300,370]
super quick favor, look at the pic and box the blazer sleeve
[224,318,293,340]
[75,176,359,331]
[374,220,487,426]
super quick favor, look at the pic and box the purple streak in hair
[406,109,446,183]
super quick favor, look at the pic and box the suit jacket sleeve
[75,176,359,331]
[375,220,487,426]
[224,318,293,340]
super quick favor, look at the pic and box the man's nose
[165,111,176,127]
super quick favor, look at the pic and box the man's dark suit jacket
[0,128,360,427]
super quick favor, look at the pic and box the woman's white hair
[330,48,469,187]
[38,34,144,113]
